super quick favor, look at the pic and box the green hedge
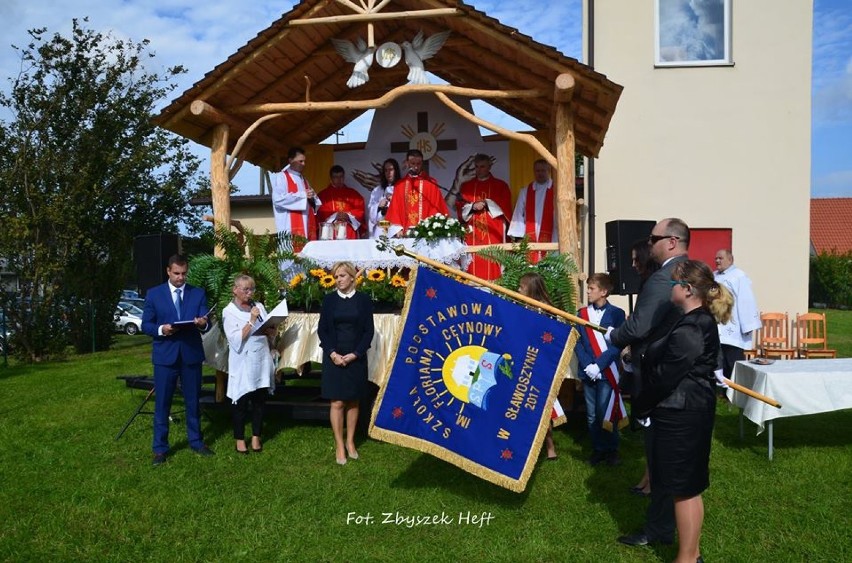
[810,251,852,308]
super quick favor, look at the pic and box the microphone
[249,300,262,322]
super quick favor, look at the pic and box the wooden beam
[211,123,231,262]
[288,8,461,26]
[434,91,556,169]
[189,100,283,158]
[230,84,546,114]
[553,74,580,307]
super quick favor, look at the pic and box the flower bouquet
[404,213,468,243]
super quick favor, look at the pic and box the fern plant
[477,237,578,313]
[187,226,294,326]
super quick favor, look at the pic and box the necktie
[174,288,182,318]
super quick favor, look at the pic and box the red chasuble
[457,175,512,280]
[316,184,366,239]
[385,172,449,232]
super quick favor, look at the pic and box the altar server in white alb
[507,159,558,263]
[713,249,761,378]
[272,146,321,251]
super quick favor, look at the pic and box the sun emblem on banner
[442,346,513,411]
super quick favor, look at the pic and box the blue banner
[369,266,577,492]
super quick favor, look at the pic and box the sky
[0,0,849,198]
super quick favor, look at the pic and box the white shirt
[715,265,761,350]
[271,166,321,235]
[222,302,275,403]
[714,265,761,350]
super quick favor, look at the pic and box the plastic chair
[795,312,837,359]
[758,312,796,360]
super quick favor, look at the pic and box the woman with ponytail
[632,259,733,563]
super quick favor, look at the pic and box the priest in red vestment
[507,159,558,264]
[316,165,366,239]
[456,154,512,279]
[385,149,449,237]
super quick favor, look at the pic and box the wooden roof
[154,0,623,171]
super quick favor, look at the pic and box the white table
[727,358,852,459]
[298,238,470,270]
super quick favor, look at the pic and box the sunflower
[391,274,407,288]
[319,274,336,288]
[366,269,386,282]
[356,276,365,287]
[309,268,327,278]
[289,273,304,287]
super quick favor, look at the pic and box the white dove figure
[330,36,375,88]
[401,30,451,85]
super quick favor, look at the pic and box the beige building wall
[585,0,813,315]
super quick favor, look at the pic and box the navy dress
[318,291,375,401]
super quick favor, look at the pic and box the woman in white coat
[223,275,277,454]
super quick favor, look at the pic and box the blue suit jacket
[574,302,626,381]
[142,283,210,366]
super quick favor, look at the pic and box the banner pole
[383,241,606,333]
[724,379,782,409]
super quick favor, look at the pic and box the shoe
[629,486,651,497]
[588,451,606,466]
[252,446,263,453]
[193,445,215,457]
[235,447,249,455]
[547,454,558,461]
[617,532,673,547]
[336,457,347,465]
[347,449,359,460]
[152,453,167,466]
[605,451,622,466]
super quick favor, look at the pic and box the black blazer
[317,291,375,358]
[611,254,687,377]
[634,307,720,416]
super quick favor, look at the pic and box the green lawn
[0,328,850,562]
[822,307,852,358]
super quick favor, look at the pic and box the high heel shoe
[336,456,347,465]
[346,446,359,460]
[235,447,249,455]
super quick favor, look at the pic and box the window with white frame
[655,0,732,67]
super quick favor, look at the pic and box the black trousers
[720,344,745,378]
[232,388,268,440]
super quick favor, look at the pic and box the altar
[297,238,470,270]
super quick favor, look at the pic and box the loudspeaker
[605,220,655,295]
[134,234,181,297]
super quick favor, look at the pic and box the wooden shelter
[154,0,622,269]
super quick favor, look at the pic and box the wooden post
[209,123,230,402]
[553,73,580,309]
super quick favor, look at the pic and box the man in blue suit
[142,254,213,465]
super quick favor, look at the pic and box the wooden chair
[795,312,837,359]
[743,329,759,360]
[758,312,796,360]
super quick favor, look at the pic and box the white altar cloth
[297,238,470,270]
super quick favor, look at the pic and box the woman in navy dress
[318,261,375,465]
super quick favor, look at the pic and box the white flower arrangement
[404,214,468,242]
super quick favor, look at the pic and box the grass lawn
[1,328,850,562]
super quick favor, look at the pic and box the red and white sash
[524,183,554,263]
[284,170,317,250]
[579,306,629,432]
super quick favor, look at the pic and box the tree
[0,19,201,360]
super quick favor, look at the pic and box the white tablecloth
[727,358,852,434]
[298,238,470,270]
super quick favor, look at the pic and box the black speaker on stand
[134,234,181,297]
[605,220,655,300]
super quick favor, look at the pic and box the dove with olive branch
[330,36,375,89]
